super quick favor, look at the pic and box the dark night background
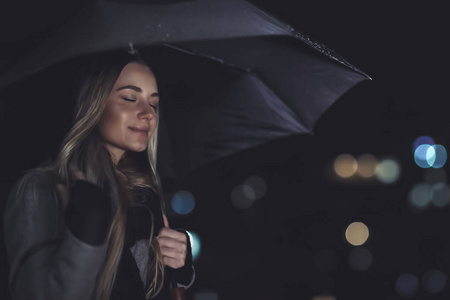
[1,1,449,299]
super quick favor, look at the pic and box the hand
[55,163,87,209]
[157,216,188,269]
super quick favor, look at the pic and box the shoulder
[6,168,58,211]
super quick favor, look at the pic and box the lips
[129,126,150,136]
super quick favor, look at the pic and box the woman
[3,50,194,300]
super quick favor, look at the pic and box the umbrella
[0,0,370,186]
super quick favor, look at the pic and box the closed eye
[123,97,136,102]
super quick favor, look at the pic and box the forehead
[114,62,157,89]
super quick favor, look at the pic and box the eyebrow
[116,85,159,97]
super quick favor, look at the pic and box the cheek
[98,107,125,139]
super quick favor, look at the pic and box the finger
[158,228,187,243]
[158,236,187,253]
[55,183,69,209]
[163,214,169,228]
[163,256,186,269]
[68,163,87,181]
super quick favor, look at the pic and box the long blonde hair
[53,51,165,299]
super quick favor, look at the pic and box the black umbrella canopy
[0,0,370,182]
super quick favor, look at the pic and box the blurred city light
[356,154,378,178]
[414,144,433,168]
[413,136,447,168]
[334,154,357,178]
[345,222,369,246]
[348,247,373,271]
[231,184,255,209]
[244,175,267,200]
[413,135,435,152]
[193,289,219,300]
[375,158,401,184]
[311,295,336,300]
[431,182,450,208]
[186,231,201,262]
[171,190,196,215]
[395,273,419,298]
[313,248,339,273]
[422,269,447,293]
[408,183,432,212]
[431,144,447,168]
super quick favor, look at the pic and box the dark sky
[1,1,449,300]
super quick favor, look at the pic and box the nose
[137,102,156,120]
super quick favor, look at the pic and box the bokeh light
[356,154,378,178]
[231,184,255,209]
[408,183,432,212]
[313,248,339,273]
[345,222,369,246]
[413,135,435,152]
[414,144,447,168]
[422,269,447,293]
[171,190,196,215]
[431,182,450,208]
[396,273,419,298]
[415,144,433,168]
[334,154,357,178]
[348,247,373,271]
[193,289,219,300]
[244,175,267,200]
[186,231,201,262]
[311,295,336,300]
[375,158,401,184]
[431,144,447,168]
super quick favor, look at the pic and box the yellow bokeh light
[345,222,369,246]
[357,154,378,178]
[334,154,357,178]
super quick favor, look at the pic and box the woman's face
[98,62,159,164]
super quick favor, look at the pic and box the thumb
[163,214,169,228]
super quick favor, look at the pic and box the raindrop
[334,154,357,178]
[348,247,373,271]
[345,222,369,246]
[171,190,196,215]
[395,273,419,298]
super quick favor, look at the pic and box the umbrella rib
[162,43,252,73]
[250,72,310,133]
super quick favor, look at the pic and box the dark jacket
[4,170,194,300]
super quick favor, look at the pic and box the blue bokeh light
[422,269,447,293]
[413,136,435,152]
[415,144,433,168]
[431,145,447,168]
[396,273,419,298]
[171,190,196,215]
